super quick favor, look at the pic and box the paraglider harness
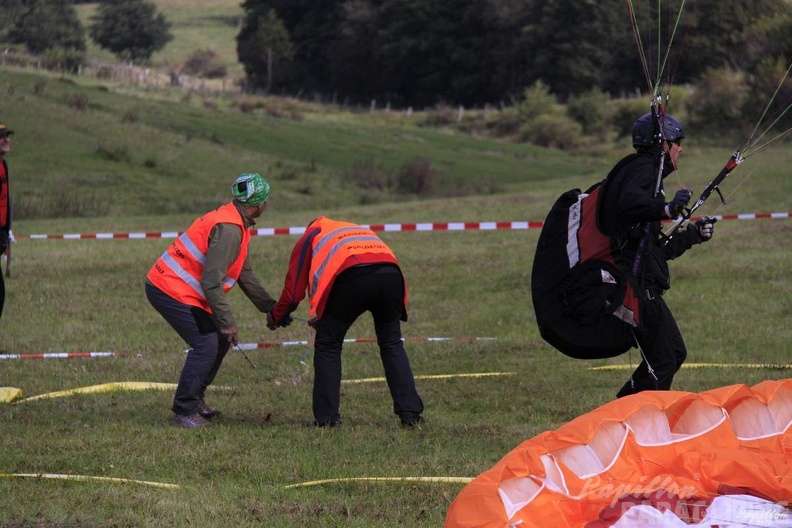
[531,154,645,360]
[531,103,751,361]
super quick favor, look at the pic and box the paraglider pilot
[598,113,716,397]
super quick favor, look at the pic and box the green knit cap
[232,173,270,206]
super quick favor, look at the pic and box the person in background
[599,112,716,398]
[146,173,277,428]
[267,216,424,428]
[0,123,14,322]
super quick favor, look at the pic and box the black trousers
[145,283,232,416]
[617,295,687,398]
[0,262,4,322]
[312,264,424,423]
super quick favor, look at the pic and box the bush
[611,97,652,141]
[521,114,583,150]
[518,81,563,120]
[567,88,615,136]
[181,49,228,79]
[66,92,89,111]
[121,110,139,123]
[33,80,48,95]
[40,47,85,74]
[96,143,131,163]
[419,104,457,127]
[349,156,394,191]
[687,68,748,135]
[397,157,436,195]
[486,108,523,138]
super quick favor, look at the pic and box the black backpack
[531,157,642,359]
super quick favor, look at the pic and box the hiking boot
[310,416,342,428]
[173,413,209,428]
[197,400,221,419]
[400,413,423,427]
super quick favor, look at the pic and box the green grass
[1,65,791,527]
[1,68,596,219]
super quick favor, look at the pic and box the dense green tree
[237,10,294,93]
[325,0,384,103]
[239,0,516,106]
[522,0,640,99]
[0,0,23,42]
[679,0,787,77]
[89,0,173,63]
[238,0,346,96]
[7,0,85,55]
[236,0,791,108]
[377,0,501,107]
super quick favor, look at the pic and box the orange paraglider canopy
[446,379,792,528]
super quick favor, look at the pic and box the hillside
[1,67,605,222]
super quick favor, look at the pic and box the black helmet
[632,112,685,148]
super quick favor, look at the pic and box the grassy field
[75,0,246,78]
[1,61,791,527]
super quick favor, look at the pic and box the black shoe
[400,413,423,427]
[310,417,341,428]
[197,400,221,419]
[173,413,209,428]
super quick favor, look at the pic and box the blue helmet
[632,113,685,148]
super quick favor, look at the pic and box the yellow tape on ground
[284,476,473,489]
[0,387,23,403]
[342,372,517,384]
[0,473,179,489]
[16,382,178,403]
[15,382,235,403]
[589,363,792,371]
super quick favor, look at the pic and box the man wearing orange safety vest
[146,173,277,428]
[268,217,424,428]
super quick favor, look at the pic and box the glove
[266,312,293,330]
[692,216,716,243]
[220,325,239,346]
[666,188,692,219]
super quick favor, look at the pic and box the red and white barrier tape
[15,213,790,240]
[0,352,132,360]
[233,336,496,351]
[0,338,493,360]
[183,337,495,355]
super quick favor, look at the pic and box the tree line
[1,0,790,114]
[236,0,792,107]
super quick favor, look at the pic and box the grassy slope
[1,68,595,220]
[1,13,791,527]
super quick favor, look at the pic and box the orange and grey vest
[307,217,403,318]
[147,203,250,312]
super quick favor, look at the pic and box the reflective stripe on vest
[306,217,398,317]
[147,203,248,311]
[157,232,238,299]
[310,227,383,294]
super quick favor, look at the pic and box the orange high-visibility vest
[147,203,250,312]
[307,217,403,318]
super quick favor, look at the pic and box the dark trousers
[617,295,687,398]
[145,283,232,416]
[312,264,424,423]
[0,264,4,321]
